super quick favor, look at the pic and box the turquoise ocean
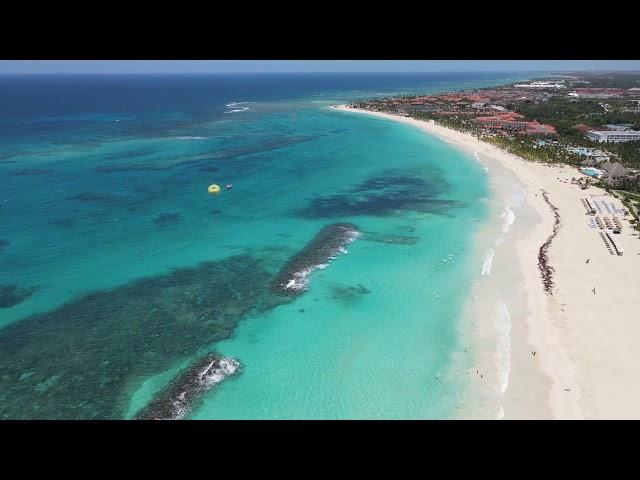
[0,72,528,419]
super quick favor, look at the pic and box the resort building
[585,130,640,143]
[514,81,565,89]
[574,88,626,98]
[472,112,557,136]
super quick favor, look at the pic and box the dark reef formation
[329,283,371,305]
[206,135,316,162]
[538,190,561,295]
[93,164,173,173]
[297,173,456,219]
[52,218,74,228]
[198,165,219,173]
[153,212,181,226]
[363,232,419,245]
[0,240,9,252]
[271,223,360,296]
[65,191,130,206]
[8,168,56,176]
[134,354,240,420]
[0,255,289,419]
[0,285,37,309]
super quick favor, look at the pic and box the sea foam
[481,248,495,276]
[493,302,512,403]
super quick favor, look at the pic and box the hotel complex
[585,129,640,143]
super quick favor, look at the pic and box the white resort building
[585,130,640,143]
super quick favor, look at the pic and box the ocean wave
[224,107,251,113]
[481,248,495,276]
[271,223,360,295]
[174,136,208,140]
[474,151,489,172]
[225,101,256,107]
[500,206,515,236]
[493,303,512,397]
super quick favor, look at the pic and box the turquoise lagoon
[0,73,523,419]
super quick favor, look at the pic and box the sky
[0,60,639,74]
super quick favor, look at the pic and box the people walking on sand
[593,286,596,295]
[586,258,590,264]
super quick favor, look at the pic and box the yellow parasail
[208,184,221,196]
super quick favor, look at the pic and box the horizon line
[2,70,639,76]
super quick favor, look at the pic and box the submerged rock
[329,283,371,304]
[0,285,37,309]
[363,232,419,245]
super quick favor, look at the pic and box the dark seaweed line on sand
[538,190,561,295]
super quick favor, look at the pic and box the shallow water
[0,72,527,419]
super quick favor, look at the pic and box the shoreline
[332,104,640,419]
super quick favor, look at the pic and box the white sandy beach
[334,104,640,419]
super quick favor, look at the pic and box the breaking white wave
[481,248,495,276]
[224,107,251,113]
[474,151,489,172]
[175,136,208,140]
[493,302,512,397]
[225,101,255,107]
[283,266,320,292]
[200,357,240,388]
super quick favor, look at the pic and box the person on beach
[593,286,596,295]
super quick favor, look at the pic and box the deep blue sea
[0,72,529,419]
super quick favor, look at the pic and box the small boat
[225,184,233,190]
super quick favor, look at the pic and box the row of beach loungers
[591,199,624,215]
[589,215,621,233]
[598,230,624,256]
[599,232,615,255]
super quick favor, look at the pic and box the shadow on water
[296,173,459,219]
[0,255,290,419]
